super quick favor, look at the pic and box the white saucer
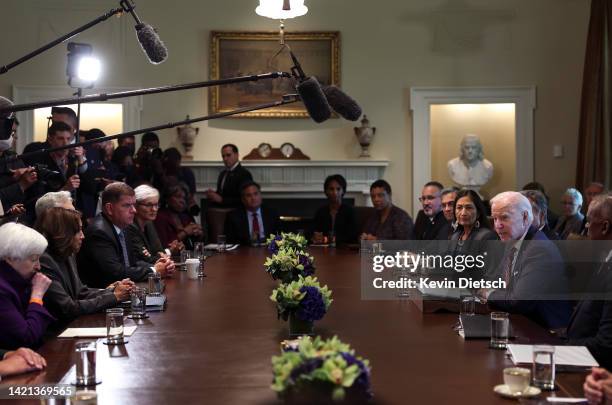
[494,384,541,398]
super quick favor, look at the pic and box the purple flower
[296,286,327,322]
[298,255,314,276]
[268,236,282,254]
[289,358,324,383]
[340,352,372,398]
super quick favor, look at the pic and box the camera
[146,147,163,160]
[34,163,64,190]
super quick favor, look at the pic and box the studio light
[67,42,101,89]
[255,0,308,20]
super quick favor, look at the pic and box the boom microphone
[297,77,332,123]
[288,49,331,123]
[322,85,363,121]
[120,0,168,64]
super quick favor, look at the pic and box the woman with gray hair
[554,188,585,239]
[0,223,55,349]
[126,184,183,264]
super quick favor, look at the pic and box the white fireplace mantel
[186,160,389,206]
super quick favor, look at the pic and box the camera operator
[135,132,163,188]
[26,122,85,221]
[0,97,37,219]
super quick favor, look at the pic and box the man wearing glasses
[413,181,451,240]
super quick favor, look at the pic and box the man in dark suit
[482,191,571,329]
[224,181,280,245]
[567,193,612,369]
[413,181,451,240]
[78,182,175,288]
[205,144,253,208]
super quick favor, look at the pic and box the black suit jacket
[413,210,451,240]
[488,227,572,329]
[310,203,358,244]
[40,252,117,322]
[78,214,154,288]
[224,206,280,245]
[215,163,253,208]
[126,221,165,264]
[567,259,612,369]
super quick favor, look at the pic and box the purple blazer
[0,261,55,349]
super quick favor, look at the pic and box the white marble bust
[447,134,494,188]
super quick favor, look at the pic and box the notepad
[58,326,137,338]
[507,344,599,368]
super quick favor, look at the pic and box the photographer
[134,132,163,188]
[26,122,85,221]
[0,98,36,218]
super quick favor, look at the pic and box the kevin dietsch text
[372,277,506,290]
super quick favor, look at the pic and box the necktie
[503,247,518,285]
[220,170,230,192]
[252,212,260,240]
[117,231,130,268]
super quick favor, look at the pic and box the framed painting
[209,31,340,118]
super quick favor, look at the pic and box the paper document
[507,344,598,367]
[204,243,239,251]
[58,326,137,338]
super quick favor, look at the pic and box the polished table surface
[3,248,588,404]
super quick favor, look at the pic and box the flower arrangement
[271,336,372,402]
[264,248,315,283]
[270,275,332,323]
[267,232,308,254]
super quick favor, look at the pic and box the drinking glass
[217,235,227,252]
[75,341,97,386]
[130,287,147,319]
[490,311,509,349]
[460,296,475,316]
[194,242,206,277]
[105,308,125,345]
[327,231,336,248]
[148,273,162,296]
[186,258,200,280]
[532,345,555,390]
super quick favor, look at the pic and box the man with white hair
[481,191,571,329]
[34,191,74,218]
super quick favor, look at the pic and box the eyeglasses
[419,195,439,202]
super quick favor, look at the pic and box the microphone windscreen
[136,23,168,64]
[296,77,332,123]
[323,85,362,121]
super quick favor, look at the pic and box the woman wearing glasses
[126,185,183,264]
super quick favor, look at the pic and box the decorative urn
[353,115,376,158]
[176,116,199,160]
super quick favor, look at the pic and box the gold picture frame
[209,31,340,118]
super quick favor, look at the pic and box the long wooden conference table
[4,247,588,404]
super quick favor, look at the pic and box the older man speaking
[481,191,571,329]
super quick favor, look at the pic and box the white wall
[0,0,590,212]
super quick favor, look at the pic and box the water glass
[198,255,206,278]
[327,231,336,248]
[460,296,475,316]
[532,345,555,390]
[490,311,509,349]
[148,273,162,296]
[130,287,147,319]
[106,308,125,345]
[179,249,189,270]
[186,258,200,280]
[217,234,227,252]
[74,341,97,386]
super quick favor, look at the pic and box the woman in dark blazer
[127,185,183,264]
[0,222,54,350]
[310,174,358,245]
[449,190,499,280]
[36,207,133,323]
